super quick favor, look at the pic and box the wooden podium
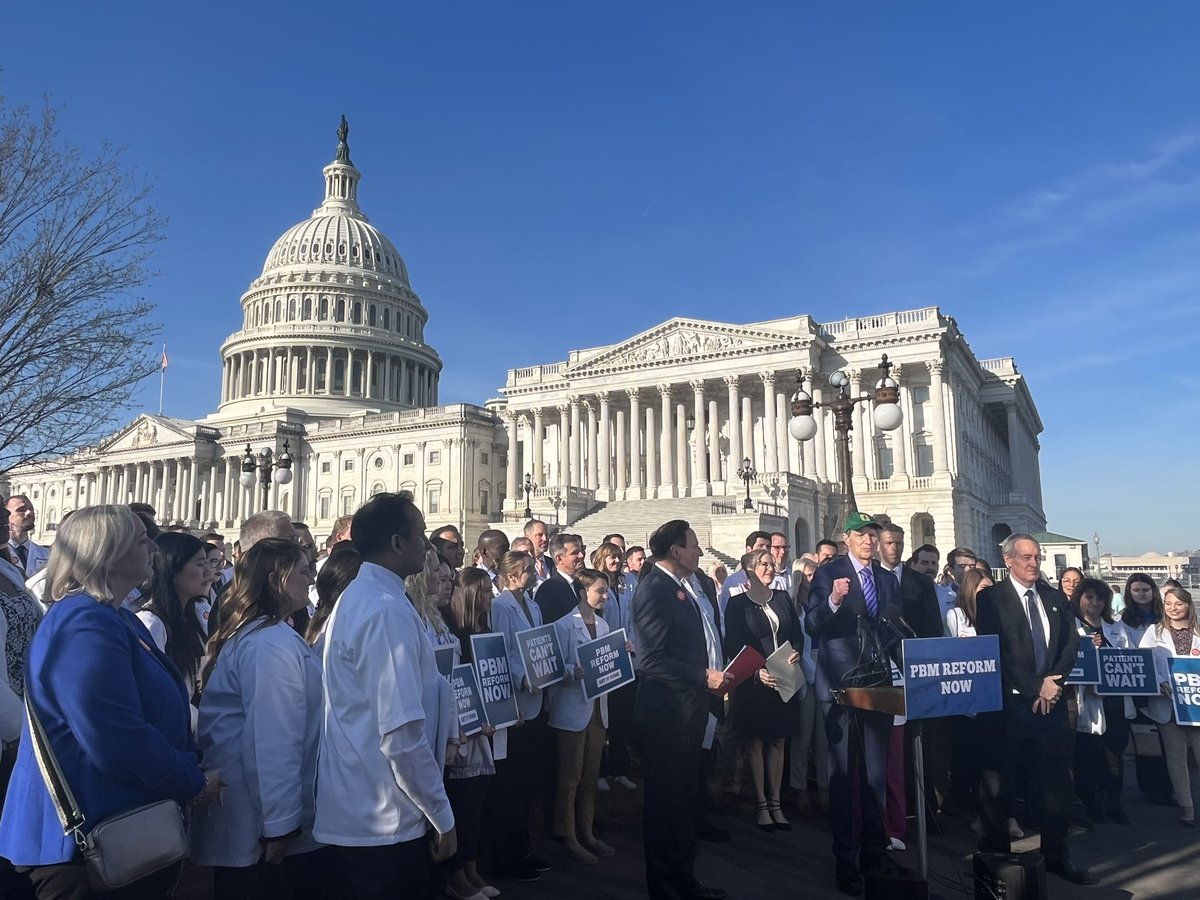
[831,685,906,717]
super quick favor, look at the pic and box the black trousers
[979,699,1074,864]
[823,701,890,871]
[335,837,429,900]
[212,847,341,900]
[446,774,492,870]
[602,679,637,778]
[1075,705,1131,812]
[641,724,702,900]
[484,710,548,872]
[17,861,181,900]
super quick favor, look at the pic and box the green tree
[0,95,163,472]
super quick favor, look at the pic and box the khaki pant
[553,705,606,843]
[1160,720,1200,812]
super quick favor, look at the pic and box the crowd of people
[0,490,1196,899]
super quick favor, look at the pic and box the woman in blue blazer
[0,505,222,899]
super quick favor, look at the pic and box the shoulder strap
[23,662,88,846]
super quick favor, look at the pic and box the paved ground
[501,783,1200,900]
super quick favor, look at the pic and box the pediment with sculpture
[566,318,813,375]
[100,415,200,453]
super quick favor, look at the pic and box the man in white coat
[5,495,48,577]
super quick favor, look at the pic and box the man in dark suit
[532,533,584,624]
[879,525,941,640]
[975,534,1093,885]
[806,512,902,896]
[633,520,731,900]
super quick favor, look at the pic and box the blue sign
[515,623,566,690]
[1168,658,1200,725]
[1065,643,1101,685]
[434,645,456,679]
[902,636,1003,720]
[1095,648,1158,696]
[578,627,636,702]
[450,664,486,736]
[470,633,520,728]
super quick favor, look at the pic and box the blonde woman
[1140,586,1200,825]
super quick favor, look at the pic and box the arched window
[382,307,390,329]
[320,297,329,319]
[333,357,345,393]
[352,301,362,325]
[336,299,346,322]
[370,481,386,497]
[351,360,363,395]
[368,304,377,327]
[303,298,312,319]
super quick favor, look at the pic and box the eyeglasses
[771,544,789,551]
[1011,554,1045,564]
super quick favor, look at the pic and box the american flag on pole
[161,346,169,370]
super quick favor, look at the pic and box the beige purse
[25,693,188,889]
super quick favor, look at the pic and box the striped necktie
[861,567,878,617]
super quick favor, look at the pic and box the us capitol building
[5,123,1047,564]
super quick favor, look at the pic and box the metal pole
[913,722,928,879]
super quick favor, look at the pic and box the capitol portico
[3,121,1047,564]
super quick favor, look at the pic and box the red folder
[723,645,767,692]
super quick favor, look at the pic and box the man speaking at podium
[806,512,903,896]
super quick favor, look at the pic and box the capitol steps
[567,496,726,557]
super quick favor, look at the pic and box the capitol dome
[217,118,442,418]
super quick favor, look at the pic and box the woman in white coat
[1070,579,1135,824]
[1140,585,1200,826]
[550,568,614,864]
[192,538,336,898]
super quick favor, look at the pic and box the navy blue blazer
[632,565,710,737]
[805,556,902,702]
[0,595,205,866]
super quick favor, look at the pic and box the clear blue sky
[4,3,1198,554]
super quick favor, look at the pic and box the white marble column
[597,392,611,494]
[627,390,642,495]
[585,400,598,490]
[892,366,909,478]
[741,397,754,471]
[1005,402,1020,493]
[615,407,627,493]
[927,360,950,474]
[690,380,706,494]
[776,391,791,475]
[505,412,519,503]
[848,370,866,480]
[658,385,674,497]
[532,409,545,487]
[569,397,582,488]
[675,401,689,492]
[645,405,658,491]
[812,386,828,481]
[146,464,158,516]
[707,399,720,485]
[557,404,570,487]
[761,372,778,472]
[725,376,741,479]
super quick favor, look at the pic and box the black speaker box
[973,851,1047,900]
[864,864,928,900]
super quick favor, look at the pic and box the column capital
[501,409,518,424]
[926,359,945,376]
[518,413,532,428]
[568,394,581,408]
[759,371,775,387]
[689,378,705,394]
[415,441,427,450]
[656,383,673,398]
[581,399,593,414]
[723,374,740,389]
[846,368,862,383]
[625,387,641,402]
[556,403,569,415]
[596,390,610,404]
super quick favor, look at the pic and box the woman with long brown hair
[192,538,336,899]
[590,541,637,792]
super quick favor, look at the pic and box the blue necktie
[861,568,878,618]
[1026,590,1047,674]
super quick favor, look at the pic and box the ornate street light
[737,457,757,511]
[239,440,293,513]
[1093,532,1102,578]
[788,354,903,523]
[523,472,535,520]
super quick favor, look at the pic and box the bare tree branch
[0,95,164,474]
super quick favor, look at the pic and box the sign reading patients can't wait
[1095,648,1158,696]
[902,636,1004,719]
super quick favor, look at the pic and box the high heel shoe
[767,800,792,832]
[756,801,776,832]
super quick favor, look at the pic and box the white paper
[766,641,805,704]
[491,727,508,761]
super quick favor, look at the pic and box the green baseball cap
[843,511,881,533]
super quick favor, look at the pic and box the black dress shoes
[1046,859,1096,885]
[686,882,727,899]
[835,862,864,896]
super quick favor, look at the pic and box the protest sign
[1168,657,1200,726]
[578,627,636,702]
[470,633,520,728]
[515,623,566,689]
[902,635,1003,720]
[433,645,455,679]
[1064,642,1100,685]
[449,664,486,736]
[1095,648,1158,696]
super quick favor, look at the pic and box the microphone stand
[880,613,929,881]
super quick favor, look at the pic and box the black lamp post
[523,472,535,520]
[788,354,903,523]
[737,457,757,511]
[239,440,293,514]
